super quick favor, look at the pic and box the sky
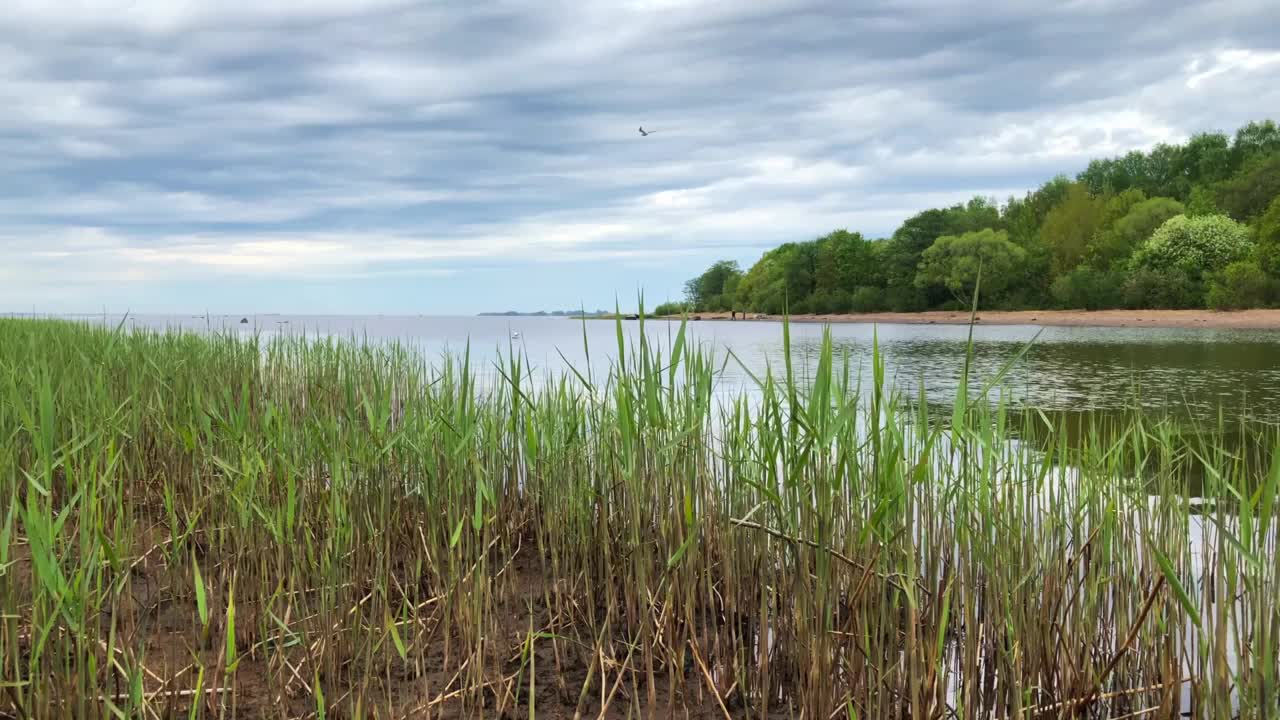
[3,1,1279,315]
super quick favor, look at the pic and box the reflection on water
[814,328,1280,421]
[77,313,1280,420]
[995,406,1276,498]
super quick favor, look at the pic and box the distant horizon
[0,309,624,319]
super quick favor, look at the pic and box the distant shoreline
[631,309,1280,330]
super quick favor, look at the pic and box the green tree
[916,229,1027,306]
[1206,260,1274,310]
[779,242,818,309]
[1255,196,1280,277]
[1216,152,1280,221]
[1050,266,1124,310]
[885,197,1002,307]
[850,286,883,312]
[1132,214,1253,279]
[1123,268,1203,309]
[1088,197,1185,269]
[1186,186,1220,217]
[713,119,1280,314]
[1079,151,1151,195]
[1098,188,1149,226]
[1231,120,1280,168]
[735,242,820,313]
[1038,183,1105,276]
[1079,144,1189,199]
[652,301,690,316]
[1001,176,1074,306]
[1143,143,1186,198]
[814,230,874,294]
[1175,132,1233,191]
[683,260,743,310]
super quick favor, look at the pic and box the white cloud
[1185,49,1280,89]
[0,0,419,33]
[0,0,1277,311]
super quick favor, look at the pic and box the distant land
[478,309,610,317]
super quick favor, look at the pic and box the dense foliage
[1131,214,1252,276]
[915,228,1026,305]
[674,119,1280,312]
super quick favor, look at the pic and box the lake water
[63,313,1280,421]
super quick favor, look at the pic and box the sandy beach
[665,309,1280,329]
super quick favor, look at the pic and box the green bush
[652,302,690,316]
[885,285,928,312]
[1257,196,1280,277]
[809,290,852,314]
[1123,268,1203,309]
[916,228,1028,306]
[749,285,787,315]
[1050,266,1124,310]
[850,286,884,313]
[1088,197,1185,269]
[991,287,1042,311]
[1206,261,1274,310]
[1132,214,1253,278]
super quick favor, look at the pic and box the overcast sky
[3,0,1278,314]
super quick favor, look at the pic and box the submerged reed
[0,316,1276,719]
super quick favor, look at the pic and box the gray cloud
[1,0,1278,310]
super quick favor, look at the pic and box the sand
[669,309,1280,329]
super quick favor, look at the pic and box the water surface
[60,313,1280,421]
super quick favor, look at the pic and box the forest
[662,119,1280,315]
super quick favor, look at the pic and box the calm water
[56,313,1280,421]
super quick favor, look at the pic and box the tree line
[659,119,1280,316]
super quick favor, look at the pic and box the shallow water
[80,313,1280,421]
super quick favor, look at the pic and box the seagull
[638,126,657,136]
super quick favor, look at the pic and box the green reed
[0,315,1276,719]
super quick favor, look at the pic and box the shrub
[992,287,1043,311]
[1257,196,1280,277]
[885,286,928,312]
[1123,268,1203,309]
[809,290,852,314]
[752,285,787,315]
[1050,266,1124,310]
[915,228,1028,306]
[850,286,884,313]
[1132,214,1253,278]
[1088,197,1185,269]
[652,301,690,316]
[1206,261,1274,310]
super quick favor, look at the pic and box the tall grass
[0,316,1276,719]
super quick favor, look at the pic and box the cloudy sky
[3,0,1279,314]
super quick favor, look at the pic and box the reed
[0,315,1276,719]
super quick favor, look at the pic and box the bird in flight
[638,126,657,136]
